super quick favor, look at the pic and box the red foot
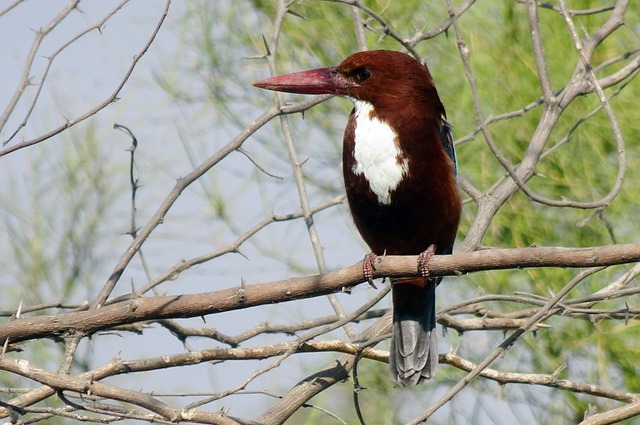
[417,244,437,278]
[363,253,378,288]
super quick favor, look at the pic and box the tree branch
[1,243,638,345]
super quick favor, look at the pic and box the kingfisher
[254,50,461,386]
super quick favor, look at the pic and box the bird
[253,50,461,386]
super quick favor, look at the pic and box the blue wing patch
[438,116,457,176]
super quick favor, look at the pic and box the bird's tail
[389,278,439,386]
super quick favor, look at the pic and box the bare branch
[0,0,24,18]
[579,400,640,425]
[527,0,555,101]
[0,356,242,424]
[0,0,170,157]
[442,353,639,403]
[0,0,80,134]
[2,243,639,345]
[3,1,130,146]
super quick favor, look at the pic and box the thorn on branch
[286,9,307,20]
[261,34,271,58]
[235,280,247,304]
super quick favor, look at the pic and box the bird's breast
[350,100,408,205]
[342,100,460,256]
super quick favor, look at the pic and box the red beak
[253,66,349,95]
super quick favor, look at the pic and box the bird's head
[253,50,443,114]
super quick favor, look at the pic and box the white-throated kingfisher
[254,50,461,386]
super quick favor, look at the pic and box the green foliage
[2,127,115,303]
[0,124,120,322]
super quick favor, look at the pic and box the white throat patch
[351,99,408,205]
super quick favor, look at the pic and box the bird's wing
[437,116,457,176]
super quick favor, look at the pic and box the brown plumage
[254,50,461,385]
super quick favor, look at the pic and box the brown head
[253,50,445,120]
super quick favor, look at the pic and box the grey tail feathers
[389,278,439,386]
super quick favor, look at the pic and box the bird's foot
[363,253,378,289]
[417,244,437,278]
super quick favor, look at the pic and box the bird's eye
[354,68,371,83]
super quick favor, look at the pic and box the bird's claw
[363,253,378,289]
[417,244,436,278]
